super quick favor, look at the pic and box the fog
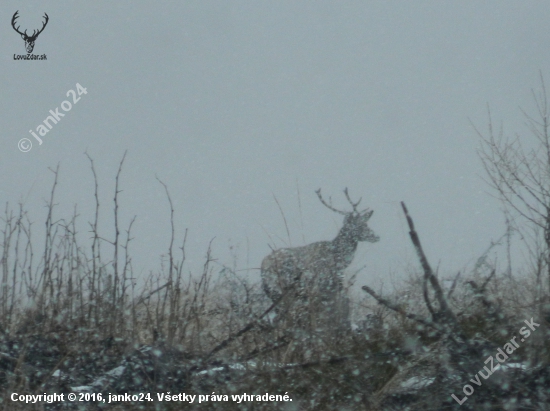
[2,1,550,290]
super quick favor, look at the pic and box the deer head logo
[11,11,49,54]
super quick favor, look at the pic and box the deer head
[316,188,379,244]
[12,11,49,54]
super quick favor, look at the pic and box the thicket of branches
[0,81,550,410]
[477,72,550,296]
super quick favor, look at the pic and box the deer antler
[11,11,25,36]
[343,188,362,213]
[315,189,347,215]
[32,13,49,39]
[11,11,48,39]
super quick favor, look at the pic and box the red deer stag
[261,188,379,336]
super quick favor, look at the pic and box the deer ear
[362,210,374,221]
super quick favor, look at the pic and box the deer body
[262,223,363,304]
[261,189,379,336]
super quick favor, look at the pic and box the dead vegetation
[0,157,548,411]
[5,78,550,409]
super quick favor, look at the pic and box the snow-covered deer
[261,188,379,334]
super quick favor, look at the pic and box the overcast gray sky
[2,1,550,290]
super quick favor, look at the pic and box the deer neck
[332,229,359,268]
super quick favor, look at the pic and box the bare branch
[423,273,436,319]
[273,194,292,246]
[447,271,461,299]
[361,285,438,330]
[400,202,456,322]
[205,285,294,360]
[156,177,175,281]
